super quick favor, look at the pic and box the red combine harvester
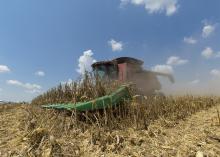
[92,57,174,95]
[43,57,174,111]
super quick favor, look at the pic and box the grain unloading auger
[42,57,174,111]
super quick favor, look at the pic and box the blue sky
[0,0,220,101]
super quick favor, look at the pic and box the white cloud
[201,47,214,59]
[210,69,220,78]
[120,0,130,7]
[35,70,45,77]
[189,79,200,85]
[25,89,41,94]
[121,0,179,16]
[202,24,215,38]
[61,78,73,85]
[201,47,220,59]
[7,80,23,86]
[108,39,123,52]
[0,88,2,92]
[216,52,220,58]
[24,83,41,90]
[0,65,10,73]
[152,64,173,74]
[152,56,186,75]
[6,80,42,93]
[77,50,96,75]
[183,37,197,44]
[166,56,188,66]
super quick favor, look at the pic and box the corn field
[21,93,220,156]
[2,73,219,156]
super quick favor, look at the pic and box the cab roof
[91,57,143,68]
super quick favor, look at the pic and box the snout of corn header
[42,85,131,111]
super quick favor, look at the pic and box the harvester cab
[92,57,174,95]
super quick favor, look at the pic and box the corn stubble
[9,74,220,156]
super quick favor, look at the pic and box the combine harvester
[43,57,174,111]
